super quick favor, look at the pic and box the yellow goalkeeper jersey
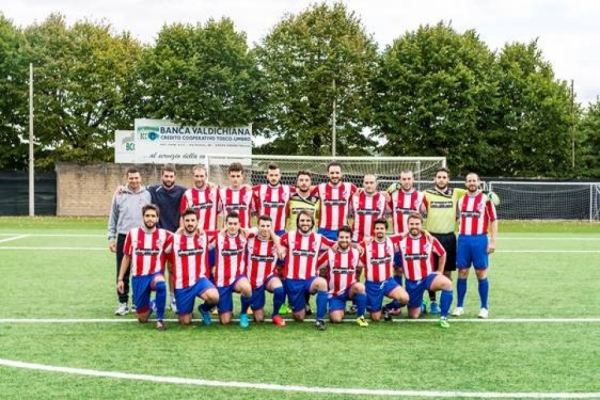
[285,192,320,232]
[423,187,466,234]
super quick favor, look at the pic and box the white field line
[1,317,600,324]
[0,358,598,398]
[0,235,27,243]
[499,237,600,240]
[496,250,600,253]
[0,233,105,237]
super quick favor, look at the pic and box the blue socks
[440,289,453,318]
[240,294,252,315]
[354,293,367,317]
[272,286,285,317]
[456,278,467,307]
[316,290,328,320]
[478,277,489,309]
[154,281,166,321]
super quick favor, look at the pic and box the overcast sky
[2,0,599,105]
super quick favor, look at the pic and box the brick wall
[55,163,198,216]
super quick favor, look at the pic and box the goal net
[488,181,600,221]
[202,154,446,190]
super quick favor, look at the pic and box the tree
[577,100,600,177]
[138,18,261,128]
[0,14,28,170]
[371,22,499,174]
[494,41,574,177]
[23,14,142,168]
[255,2,378,156]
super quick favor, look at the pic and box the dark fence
[0,171,57,215]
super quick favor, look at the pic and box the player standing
[219,163,254,229]
[398,213,454,328]
[253,163,293,236]
[313,161,357,241]
[350,174,386,243]
[116,205,171,331]
[452,173,498,319]
[318,226,369,327]
[164,209,219,326]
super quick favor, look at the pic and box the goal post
[202,154,447,189]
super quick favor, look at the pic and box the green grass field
[1,217,600,399]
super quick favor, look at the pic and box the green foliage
[372,22,499,174]
[22,14,142,169]
[576,100,600,177]
[0,15,28,170]
[138,18,262,128]
[255,2,378,155]
[494,41,575,177]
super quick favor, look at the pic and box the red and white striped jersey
[280,231,335,280]
[253,184,294,232]
[318,248,360,297]
[350,191,386,242]
[179,186,220,230]
[359,235,402,282]
[458,192,498,236]
[314,182,357,231]
[214,232,247,287]
[219,187,253,229]
[399,235,445,281]
[123,228,171,277]
[165,232,215,289]
[388,190,427,233]
[245,236,279,289]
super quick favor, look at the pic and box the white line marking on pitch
[0,247,105,251]
[0,233,105,237]
[496,250,600,253]
[0,235,28,244]
[1,317,600,324]
[500,237,600,240]
[0,358,598,398]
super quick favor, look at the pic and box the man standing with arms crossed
[117,205,171,331]
[108,167,152,316]
[452,172,498,319]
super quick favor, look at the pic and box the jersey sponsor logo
[370,256,392,265]
[331,266,354,274]
[225,204,248,211]
[403,253,429,261]
[263,200,287,208]
[430,201,454,209]
[394,206,416,215]
[177,248,204,256]
[356,208,382,216]
[190,202,213,210]
[291,249,317,257]
[135,248,161,256]
[221,248,244,256]
[323,199,347,206]
[290,207,315,215]
[250,254,276,262]
[461,211,481,218]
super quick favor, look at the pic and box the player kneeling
[399,214,453,328]
[246,216,287,327]
[165,209,219,326]
[319,226,369,327]
[117,205,171,331]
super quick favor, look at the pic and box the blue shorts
[365,278,400,312]
[405,274,438,309]
[457,234,489,270]
[174,278,216,315]
[317,228,338,242]
[208,248,216,269]
[329,290,350,312]
[132,272,164,314]
[250,275,277,311]
[283,277,318,312]
[217,275,247,314]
